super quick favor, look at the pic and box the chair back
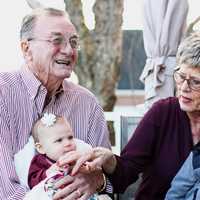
[118,115,142,200]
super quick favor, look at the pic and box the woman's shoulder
[153,97,178,107]
[144,97,181,124]
[151,97,179,113]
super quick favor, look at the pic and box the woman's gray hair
[177,31,200,67]
[20,7,71,40]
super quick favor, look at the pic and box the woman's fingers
[71,153,94,175]
[57,147,114,176]
[70,147,113,175]
[87,157,104,170]
[57,151,80,167]
[92,147,116,174]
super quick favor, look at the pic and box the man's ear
[21,40,29,53]
[20,40,32,61]
[35,142,45,154]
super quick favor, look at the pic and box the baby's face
[38,120,76,161]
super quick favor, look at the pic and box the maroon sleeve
[28,154,51,189]
[107,99,164,192]
[105,97,193,199]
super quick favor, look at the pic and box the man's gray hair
[20,7,71,40]
[177,31,200,67]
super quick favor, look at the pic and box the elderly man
[0,7,111,200]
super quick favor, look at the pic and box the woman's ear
[35,142,45,154]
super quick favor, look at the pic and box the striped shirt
[0,66,111,199]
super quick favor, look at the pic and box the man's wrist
[96,172,107,193]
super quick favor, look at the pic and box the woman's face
[176,63,200,113]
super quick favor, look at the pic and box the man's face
[24,15,78,80]
[38,120,76,161]
[176,64,200,113]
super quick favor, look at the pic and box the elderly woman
[57,31,200,200]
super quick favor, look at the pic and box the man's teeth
[56,60,71,65]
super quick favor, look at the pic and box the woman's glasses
[174,71,200,91]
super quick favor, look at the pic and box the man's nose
[60,42,73,54]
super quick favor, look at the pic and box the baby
[28,113,105,200]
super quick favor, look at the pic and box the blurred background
[0,0,198,102]
[0,0,198,153]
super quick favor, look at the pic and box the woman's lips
[180,95,192,103]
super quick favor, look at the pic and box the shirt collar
[20,65,42,100]
[54,84,64,97]
[20,65,65,100]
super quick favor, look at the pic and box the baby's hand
[46,163,62,177]
[46,163,70,177]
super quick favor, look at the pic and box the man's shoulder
[63,80,95,99]
[0,71,21,90]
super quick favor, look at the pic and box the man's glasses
[174,71,200,91]
[28,36,80,50]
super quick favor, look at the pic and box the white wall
[0,0,64,71]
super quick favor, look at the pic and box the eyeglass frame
[27,35,80,50]
[174,69,200,91]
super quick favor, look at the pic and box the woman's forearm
[102,153,117,174]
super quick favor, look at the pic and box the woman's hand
[57,147,117,176]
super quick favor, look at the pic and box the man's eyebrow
[50,32,62,37]
[50,32,78,38]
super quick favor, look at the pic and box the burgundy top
[28,154,53,189]
[108,97,194,200]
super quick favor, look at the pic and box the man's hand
[52,170,104,200]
